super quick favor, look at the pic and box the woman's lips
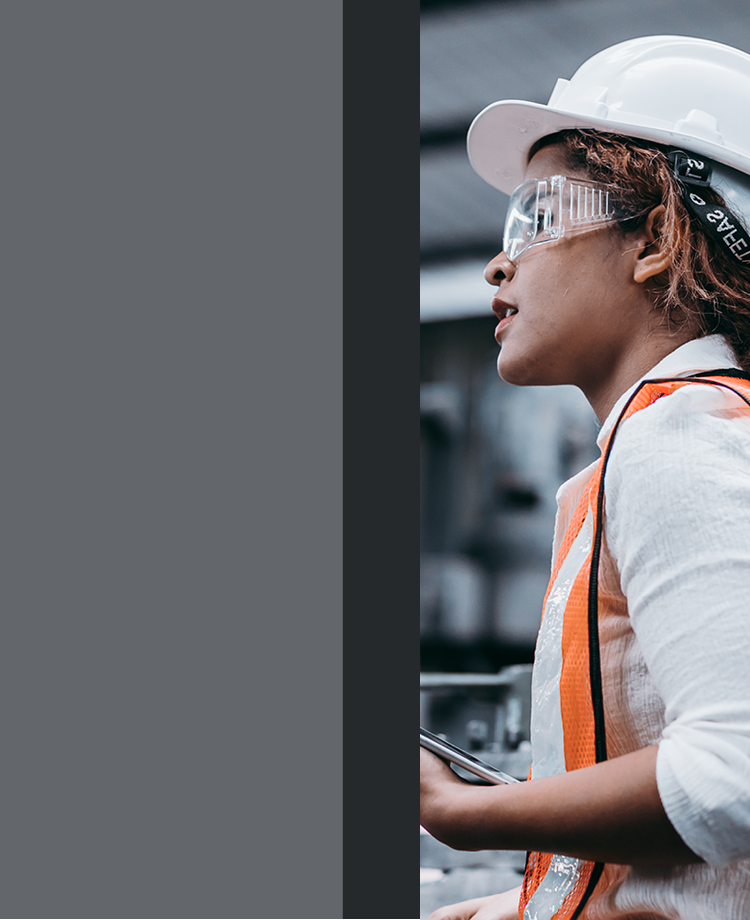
[492,298,518,342]
[495,313,516,341]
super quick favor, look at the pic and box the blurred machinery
[419,665,533,918]
[420,665,532,778]
[420,313,599,670]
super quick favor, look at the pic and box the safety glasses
[504,175,622,262]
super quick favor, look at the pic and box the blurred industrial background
[419,1,750,914]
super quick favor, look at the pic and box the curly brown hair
[528,129,750,371]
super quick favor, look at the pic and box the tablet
[420,727,521,785]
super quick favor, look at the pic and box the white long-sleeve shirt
[543,335,750,919]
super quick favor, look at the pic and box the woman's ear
[632,205,672,284]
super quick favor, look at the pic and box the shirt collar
[596,335,740,449]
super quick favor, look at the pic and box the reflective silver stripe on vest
[530,509,593,781]
[524,509,593,919]
[524,855,585,920]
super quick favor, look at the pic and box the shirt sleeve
[604,383,750,867]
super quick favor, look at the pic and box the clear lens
[503,175,618,262]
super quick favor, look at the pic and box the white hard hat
[467,35,750,220]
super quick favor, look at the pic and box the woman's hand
[420,746,464,793]
[427,887,522,920]
[421,747,473,843]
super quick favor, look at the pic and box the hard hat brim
[467,100,750,194]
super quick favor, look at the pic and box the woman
[420,36,750,920]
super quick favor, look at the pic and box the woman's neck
[583,327,699,423]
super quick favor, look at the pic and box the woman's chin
[497,349,543,387]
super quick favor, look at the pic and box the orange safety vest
[519,371,750,920]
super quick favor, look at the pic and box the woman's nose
[484,251,515,285]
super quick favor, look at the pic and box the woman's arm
[420,745,700,865]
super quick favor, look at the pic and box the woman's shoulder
[612,379,750,461]
[603,379,750,580]
[604,379,750,512]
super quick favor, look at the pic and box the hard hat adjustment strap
[668,149,713,186]
[668,150,750,264]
